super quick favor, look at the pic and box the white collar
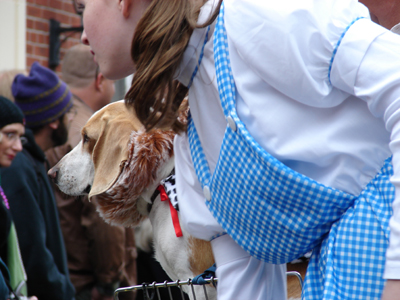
[175,0,218,86]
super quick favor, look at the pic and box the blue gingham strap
[187,115,212,185]
[187,2,234,189]
[213,2,237,118]
[187,26,211,89]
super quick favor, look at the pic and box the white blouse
[175,0,400,279]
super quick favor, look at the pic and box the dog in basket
[48,101,216,300]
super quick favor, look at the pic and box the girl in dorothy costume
[77,0,400,298]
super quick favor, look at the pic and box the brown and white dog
[48,101,216,300]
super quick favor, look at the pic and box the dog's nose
[48,166,59,184]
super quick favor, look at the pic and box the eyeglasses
[0,131,27,145]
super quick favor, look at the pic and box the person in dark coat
[0,96,25,300]
[0,62,76,300]
[0,96,40,300]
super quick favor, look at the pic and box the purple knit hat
[12,61,73,129]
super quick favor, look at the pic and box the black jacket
[0,129,75,300]
[0,198,11,300]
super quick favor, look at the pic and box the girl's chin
[100,62,136,81]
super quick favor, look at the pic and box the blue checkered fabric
[187,3,394,298]
[188,2,357,264]
[303,158,393,299]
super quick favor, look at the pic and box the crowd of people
[0,44,142,300]
[0,41,185,300]
[3,0,400,300]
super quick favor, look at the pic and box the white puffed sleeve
[345,30,400,279]
[225,0,371,107]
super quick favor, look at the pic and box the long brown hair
[125,0,223,133]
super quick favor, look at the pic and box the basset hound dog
[48,101,216,300]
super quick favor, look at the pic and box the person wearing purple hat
[12,61,75,148]
[0,62,76,300]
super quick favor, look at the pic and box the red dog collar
[157,185,183,237]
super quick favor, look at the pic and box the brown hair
[125,0,223,133]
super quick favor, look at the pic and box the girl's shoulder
[225,0,370,36]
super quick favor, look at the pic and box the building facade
[0,0,127,100]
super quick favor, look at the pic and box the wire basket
[114,271,303,300]
[115,277,216,300]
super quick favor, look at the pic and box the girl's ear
[120,0,133,18]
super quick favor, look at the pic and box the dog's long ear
[89,102,142,198]
[124,128,176,197]
[94,128,176,227]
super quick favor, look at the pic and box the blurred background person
[46,44,137,300]
[359,0,400,31]
[0,62,76,300]
[0,70,27,102]
[0,96,29,299]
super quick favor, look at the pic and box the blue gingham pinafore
[187,3,394,299]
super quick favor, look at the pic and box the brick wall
[26,0,82,73]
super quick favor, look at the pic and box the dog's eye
[83,134,89,144]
